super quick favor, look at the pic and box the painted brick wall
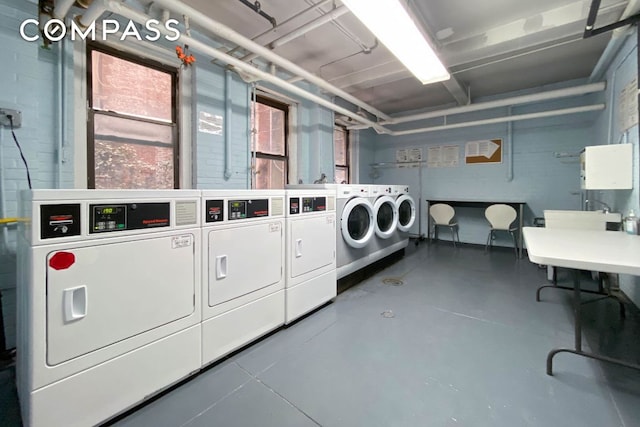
[0,0,74,349]
[194,63,250,189]
[364,81,599,246]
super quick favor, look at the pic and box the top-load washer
[200,190,285,367]
[394,185,417,240]
[17,190,202,427]
[285,189,336,323]
[368,184,408,263]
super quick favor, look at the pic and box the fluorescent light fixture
[341,0,450,85]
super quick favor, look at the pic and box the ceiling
[179,0,636,116]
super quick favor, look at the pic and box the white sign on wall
[428,145,459,168]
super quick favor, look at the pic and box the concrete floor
[2,242,640,426]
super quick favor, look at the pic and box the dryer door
[374,196,398,239]
[290,214,336,278]
[46,234,197,366]
[340,198,374,248]
[396,194,416,232]
[207,220,283,307]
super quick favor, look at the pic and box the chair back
[430,203,455,225]
[485,204,517,230]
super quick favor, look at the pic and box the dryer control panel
[289,197,327,214]
[89,203,170,233]
[228,199,269,220]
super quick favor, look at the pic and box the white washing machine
[368,184,407,263]
[335,184,375,278]
[285,189,336,324]
[394,185,417,240]
[16,190,201,427]
[200,190,285,367]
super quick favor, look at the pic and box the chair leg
[511,231,518,258]
[450,226,456,248]
[485,230,492,252]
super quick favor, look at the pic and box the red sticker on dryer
[49,252,75,270]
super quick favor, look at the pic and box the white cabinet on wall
[580,144,633,190]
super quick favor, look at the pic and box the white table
[523,227,640,375]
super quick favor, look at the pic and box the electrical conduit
[224,69,233,180]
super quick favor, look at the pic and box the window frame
[334,124,350,184]
[252,94,289,189]
[86,43,180,189]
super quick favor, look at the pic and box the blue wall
[590,29,640,306]
[364,82,600,245]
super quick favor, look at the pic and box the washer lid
[374,196,399,239]
[341,198,375,248]
[396,194,416,232]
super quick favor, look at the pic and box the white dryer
[394,184,417,240]
[285,189,336,324]
[200,190,285,367]
[368,184,407,263]
[17,190,201,427]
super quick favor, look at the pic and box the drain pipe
[224,69,233,180]
[506,107,513,182]
[147,0,392,122]
[107,1,386,130]
[56,37,67,188]
[241,6,350,62]
[0,129,10,254]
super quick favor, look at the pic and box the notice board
[465,139,502,164]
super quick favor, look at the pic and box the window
[251,95,288,189]
[87,45,178,189]
[334,125,349,184]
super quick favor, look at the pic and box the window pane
[255,158,286,189]
[93,114,174,189]
[95,141,174,189]
[334,127,347,165]
[335,167,348,184]
[91,50,173,122]
[254,103,285,155]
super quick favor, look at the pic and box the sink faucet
[586,199,611,213]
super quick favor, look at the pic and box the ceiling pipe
[237,0,276,27]
[368,104,605,136]
[106,1,389,132]
[241,5,350,62]
[225,0,333,58]
[370,81,606,127]
[79,0,108,27]
[148,0,393,122]
[53,0,76,19]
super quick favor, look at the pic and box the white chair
[429,203,460,247]
[484,204,518,257]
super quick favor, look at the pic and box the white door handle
[216,255,227,279]
[63,286,87,322]
[295,238,303,258]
